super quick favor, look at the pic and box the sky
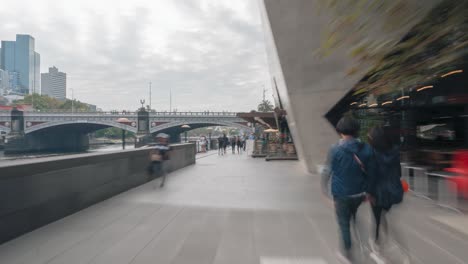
[0,0,273,111]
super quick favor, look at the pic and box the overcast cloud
[0,0,272,111]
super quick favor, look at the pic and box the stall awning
[237,112,277,129]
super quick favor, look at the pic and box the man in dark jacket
[321,116,372,263]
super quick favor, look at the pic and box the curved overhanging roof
[328,0,468,122]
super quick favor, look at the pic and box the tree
[257,100,274,112]
[13,94,94,111]
[94,127,135,139]
[0,96,9,106]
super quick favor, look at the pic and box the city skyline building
[0,69,10,96]
[0,34,40,95]
[41,66,66,100]
[34,52,40,95]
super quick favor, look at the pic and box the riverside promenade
[0,153,467,264]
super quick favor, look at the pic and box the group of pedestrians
[321,116,408,264]
[217,134,246,155]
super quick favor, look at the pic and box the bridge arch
[25,120,138,134]
[150,120,249,134]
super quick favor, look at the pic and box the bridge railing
[21,110,138,115]
[18,110,239,117]
[149,112,238,117]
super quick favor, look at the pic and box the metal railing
[402,164,468,213]
[149,111,238,117]
[15,110,238,117]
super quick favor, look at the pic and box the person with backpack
[321,116,373,263]
[366,126,409,262]
[147,133,172,188]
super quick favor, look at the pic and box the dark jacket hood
[339,138,364,154]
[374,147,400,165]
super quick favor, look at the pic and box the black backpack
[373,152,403,209]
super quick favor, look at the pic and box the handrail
[14,110,239,116]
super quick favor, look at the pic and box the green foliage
[0,96,8,106]
[257,100,274,112]
[13,94,93,111]
[94,127,135,139]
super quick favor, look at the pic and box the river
[0,144,135,163]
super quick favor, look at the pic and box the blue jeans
[334,196,364,251]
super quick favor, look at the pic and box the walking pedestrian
[223,133,228,154]
[242,135,247,151]
[147,133,172,188]
[218,135,224,155]
[366,126,409,262]
[231,136,236,154]
[200,136,207,153]
[321,116,372,263]
[236,136,243,154]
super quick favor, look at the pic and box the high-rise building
[0,69,10,96]
[0,34,40,95]
[41,66,66,100]
[34,52,40,94]
[8,71,20,93]
[1,41,16,72]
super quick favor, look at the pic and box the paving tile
[1,154,468,264]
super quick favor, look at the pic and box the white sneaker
[368,238,380,253]
[369,252,386,264]
[336,251,352,264]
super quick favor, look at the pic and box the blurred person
[231,136,236,154]
[445,150,468,198]
[236,136,243,154]
[242,135,247,151]
[147,133,172,188]
[321,116,372,263]
[223,133,229,154]
[200,136,207,153]
[218,135,224,155]
[367,126,409,262]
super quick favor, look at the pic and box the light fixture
[382,101,393,106]
[416,85,433,92]
[359,103,367,107]
[369,103,378,107]
[396,96,410,101]
[350,102,358,106]
[441,69,463,78]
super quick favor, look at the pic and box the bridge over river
[0,109,250,153]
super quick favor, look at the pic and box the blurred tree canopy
[13,94,94,111]
[257,100,274,112]
[94,127,135,139]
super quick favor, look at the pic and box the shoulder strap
[353,153,366,173]
[340,142,367,173]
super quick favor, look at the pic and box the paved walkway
[0,153,467,264]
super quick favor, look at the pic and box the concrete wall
[0,143,196,244]
[259,0,439,173]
